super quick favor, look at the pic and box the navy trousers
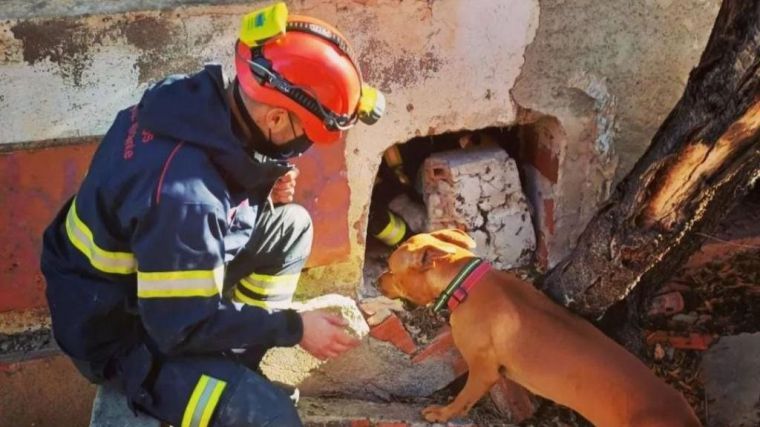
[107,204,312,427]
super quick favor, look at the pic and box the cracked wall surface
[511,0,721,265]
[0,0,724,333]
[0,0,539,325]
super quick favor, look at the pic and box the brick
[488,377,536,423]
[518,127,559,184]
[645,331,715,351]
[375,423,408,427]
[412,327,467,377]
[370,313,417,354]
[542,198,555,235]
[646,291,685,317]
[349,420,372,427]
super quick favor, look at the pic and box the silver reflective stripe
[182,375,227,427]
[137,266,224,298]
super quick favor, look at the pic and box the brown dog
[379,229,701,427]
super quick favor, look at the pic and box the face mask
[233,80,313,160]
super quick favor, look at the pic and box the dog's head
[379,229,477,306]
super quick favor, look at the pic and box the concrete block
[279,324,464,400]
[701,333,760,427]
[298,397,494,426]
[423,146,535,269]
[89,384,161,427]
[411,327,467,378]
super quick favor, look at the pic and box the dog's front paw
[422,405,452,422]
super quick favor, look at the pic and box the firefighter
[368,134,469,248]
[40,4,384,427]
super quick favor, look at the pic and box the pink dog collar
[433,258,492,313]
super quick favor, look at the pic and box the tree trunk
[542,0,760,319]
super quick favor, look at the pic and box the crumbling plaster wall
[512,0,722,266]
[0,0,724,294]
[0,0,539,301]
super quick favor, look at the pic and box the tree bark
[542,0,760,319]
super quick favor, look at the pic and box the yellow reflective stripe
[233,288,293,310]
[182,375,227,427]
[239,274,299,296]
[64,200,136,274]
[138,266,224,298]
[182,376,208,427]
[375,211,406,246]
[246,272,300,284]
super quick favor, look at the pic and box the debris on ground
[640,247,760,425]
[0,328,54,356]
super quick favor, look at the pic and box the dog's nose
[378,272,399,298]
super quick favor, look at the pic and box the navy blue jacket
[41,65,303,370]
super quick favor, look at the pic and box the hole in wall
[360,123,562,299]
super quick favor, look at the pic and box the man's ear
[430,228,476,249]
[264,107,291,135]
[419,244,454,270]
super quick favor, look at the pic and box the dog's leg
[422,353,500,422]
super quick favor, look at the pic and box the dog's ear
[430,229,476,249]
[419,244,455,270]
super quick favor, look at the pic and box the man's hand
[299,310,360,360]
[271,168,299,205]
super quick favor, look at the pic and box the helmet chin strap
[232,79,313,160]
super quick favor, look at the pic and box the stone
[423,146,536,269]
[293,294,371,339]
[359,296,406,317]
[297,397,497,426]
[260,294,370,386]
[702,333,760,427]
[297,335,463,399]
[298,397,426,425]
[389,194,428,234]
[360,297,406,326]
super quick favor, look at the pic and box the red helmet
[235,8,380,145]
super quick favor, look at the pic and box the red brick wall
[0,140,350,319]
